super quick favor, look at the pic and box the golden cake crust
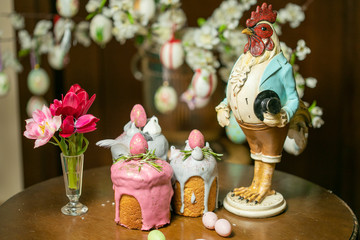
[119,195,142,229]
[173,176,217,217]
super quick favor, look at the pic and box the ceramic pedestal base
[223,192,286,218]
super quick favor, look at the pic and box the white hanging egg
[192,69,217,98]
[26,96,47,117]
[48,45,68,70]
[0,72,10,97]
[90,14,113,46]
[134,0,156,24]
[154,84,177,114]
[160,39,184,70]
[27,68,50,96]
[56,0,79,18]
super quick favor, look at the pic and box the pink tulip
[24,105,62,148]
[59,115,75,138]
[75,114,99,133]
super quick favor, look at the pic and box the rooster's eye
[261,27,267,31]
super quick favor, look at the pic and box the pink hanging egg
[188,129,205,149]
[130,133,148,155]
[160,38,184,70]
[130,104,147,128]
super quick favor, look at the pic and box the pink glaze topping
[130,133,148,155]
[130,104,147,128]
[111,159,174,230]
[188,129,205,149]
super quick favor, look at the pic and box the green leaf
[218,24,227,33]
[18,49,30,58]
[86,12,97,21]
[60,136,69,155]
[197,18,206,27]
[308,100,317,112]
[290,53,296,65]
[135,35,145,45]
[126,11,134,24]
[78,137,89,155]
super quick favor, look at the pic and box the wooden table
[0,162,358,240]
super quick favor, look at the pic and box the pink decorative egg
[160,38,184,70]
[215,219,232,237]
[130,104,147,128]
[202,212,218,230]
[188,129,205,149]
[130,133,148,155]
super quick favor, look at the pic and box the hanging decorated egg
[26,96,47,117]
[154,84,177,114]
[27,68,50,96]
[225,111,247,144]
[134,0,156,24]
[90,14,113,46]
[0,72,10,97]
[192,68,217,99]
[160,38,184,70]
[48,45,68,70]
[56,0,79,18]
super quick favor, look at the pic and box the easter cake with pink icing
[110,133,173,230]
[169,129,221,217]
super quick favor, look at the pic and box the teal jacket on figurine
[219,51,299,122]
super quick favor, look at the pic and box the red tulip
[50,84,96,118]
[60,115,75,138]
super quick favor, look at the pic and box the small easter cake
[169,129,221,217]
[97,104,169,160]
[111,133,173,230]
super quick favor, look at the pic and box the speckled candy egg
[188,129,205,149]
[90,14,112,46]
[154,85,177,114]
[27,68,50,96]
[56,0,79,18]
[215,219,232,237]
[130,104,147,128]
[160,38,184,70]
[202,212,218,230]
[225,111,247,144]
[148,230,166,240]
[0,72,10,97]
[130,133,148,155]
[26,96,47,117]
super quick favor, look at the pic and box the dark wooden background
[15,0,360,219]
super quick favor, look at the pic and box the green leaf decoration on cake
[181,147,223,161]
[113,149,163,172]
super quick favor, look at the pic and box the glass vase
[60,153,88,216]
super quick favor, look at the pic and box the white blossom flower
[157,9,186,30]
[278,3,305,28]
[312,116,324,128]
[311,106,323,116]
[33,20,52,36]
[54,18,74,43]
[2,51,23,73]
[38,33,54,54]
[185,47,219,70]
[160,0,179,5]
[10,13,25,30]
[306,77,317,88]
[112,11,139,44]
[295,73,305,98]
[280,41,293,61]
[241,0,257,11]
[110,0,133,12]
[224,29,247,54]
[18,30,33,50]
[74,21,91,47]
[273,23,282,36]
[86,0,102,13]
[296,39,311,61]
[194,26,220,50]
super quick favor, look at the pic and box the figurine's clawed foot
[233,187,275,204]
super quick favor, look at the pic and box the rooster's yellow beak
[242,28,253,36]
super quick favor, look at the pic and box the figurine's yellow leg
[233,161,276,203]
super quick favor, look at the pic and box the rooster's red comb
[246,3,277,28]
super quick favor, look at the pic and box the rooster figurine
[216,3,302,217]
